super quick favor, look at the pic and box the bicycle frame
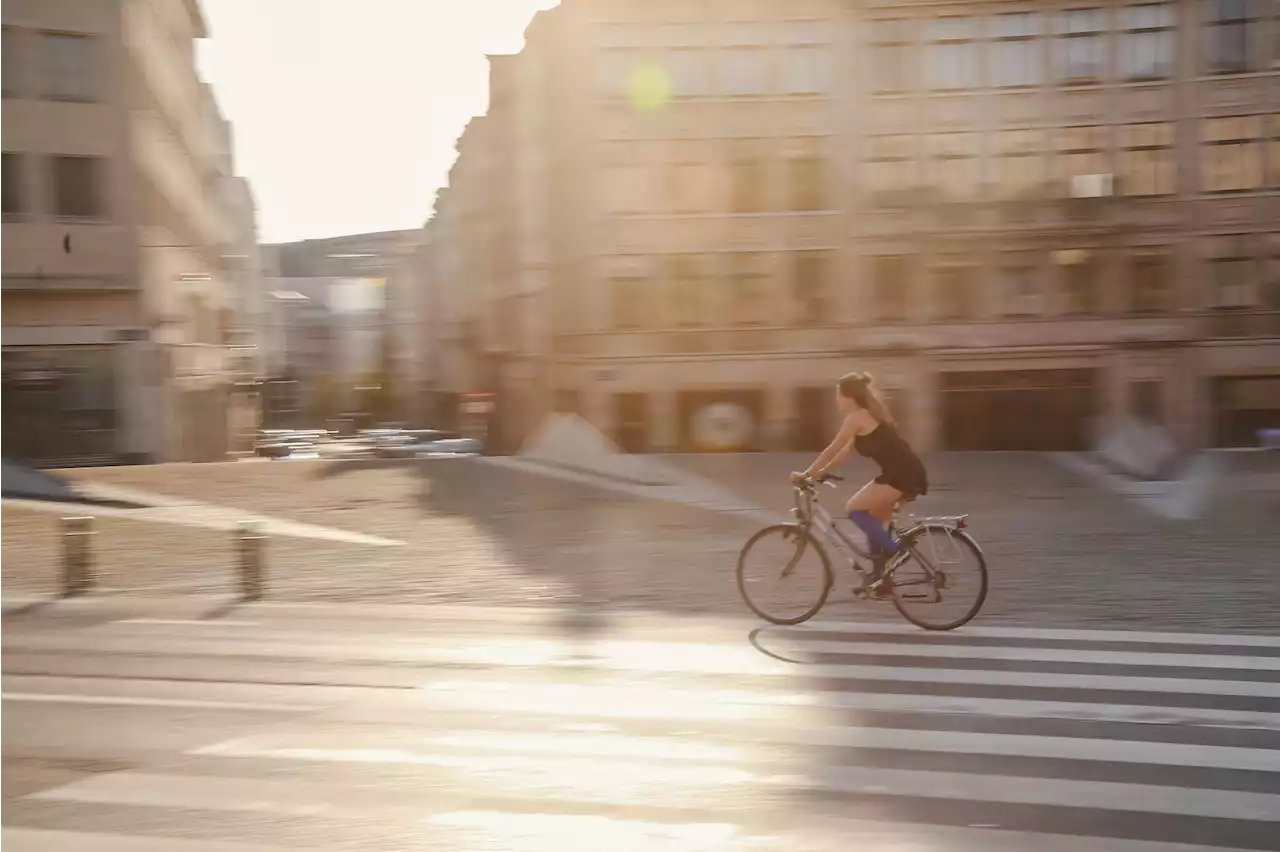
[790,481,973,586]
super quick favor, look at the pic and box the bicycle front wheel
[736,524,832,625]
[889,524,988,631]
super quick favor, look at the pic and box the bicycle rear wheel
[889,525,987,631]
[736,524,832,625]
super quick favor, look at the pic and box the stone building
[2,0,261,464]
[423,0,1278,452]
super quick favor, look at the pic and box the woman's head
[837,371,894,424]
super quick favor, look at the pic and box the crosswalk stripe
[1,827,297,852]
[9,594,1279,650]
[801,664,1280,699]
[2,692,309,713]
[792,640,1280,671]
[792,622,1280,648]
[9,632,1280,690]
[408,677,1280,729]
[3,820,1262,852]
[807,765,1280,823]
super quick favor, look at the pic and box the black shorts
[875,463,928,499]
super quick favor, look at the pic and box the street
[4,595,1279,850]
[3,451,1280,850]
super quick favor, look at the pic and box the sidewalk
[3,453,1278,633]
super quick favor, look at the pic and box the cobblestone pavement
[3,452,1278,633]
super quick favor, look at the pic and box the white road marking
[3,693,310,713]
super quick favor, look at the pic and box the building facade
[2,0,260,464]
[427,0,1279,453]
[262,230,418,426]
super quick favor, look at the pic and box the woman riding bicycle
[791,371,928,590]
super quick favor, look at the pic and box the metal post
[60,516,95,597]
[237,520,266,601]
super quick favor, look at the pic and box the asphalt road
[4,596,1279,851]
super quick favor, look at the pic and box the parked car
[367,428,483,458]
[255,430,320,460]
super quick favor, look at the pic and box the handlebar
[796,473,843,490]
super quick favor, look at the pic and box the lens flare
[628,61,671,112]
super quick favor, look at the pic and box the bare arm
[803,415,859,478]
[816,439,855,478]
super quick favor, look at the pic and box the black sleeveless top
[855,422,929,496]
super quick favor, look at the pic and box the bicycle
[736,474,988,630]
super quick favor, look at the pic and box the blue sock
[848,510,898,555]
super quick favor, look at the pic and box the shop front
[1211,375,1280,448]
[941,368,1098,451]
[2,346,120,466]
[678,389,765,453]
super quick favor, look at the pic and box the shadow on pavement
[403,456,782,644]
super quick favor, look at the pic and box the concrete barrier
[59,516,95,597]
[238,520,266,601]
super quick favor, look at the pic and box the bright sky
[197,0,557,243]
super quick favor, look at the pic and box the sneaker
[856,553,894,600]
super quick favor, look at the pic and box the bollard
[237,520,266,601]
[60,516,95,597]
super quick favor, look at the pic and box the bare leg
[846,481,903,523]
[846,482,905,593]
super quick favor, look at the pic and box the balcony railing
[554,315,1207,359]
[1203,311,1280,339]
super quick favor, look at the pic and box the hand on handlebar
[791,471,844,487]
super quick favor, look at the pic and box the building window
[607,162,656,213]
[667,49,710,97]
[731,252,769,326]
[730,156,765,213]
[721,25,771,96]
[934,263,979,320]
[598,50,636,95]
[1268,113,1280,187]
[925,17,978,90]
[52,155,105,219]
[1202,115,1264,193]
[1056,126,1109,195]
[2,153,24,217]
[1001,261,1041,316]
[784,45,832,94]
[991,12,1043,87]
[872,256,909,322]
[929,133,980,201]
[1061,252,1100,315]
[3,27,20,97]
[788,155,826,211]
[722,50,770,94]
[793,251,831,326]
[866,135,916,203]
[1211,249,1257,309]
[1205,0,1259,75]
[43,32,94,102]
[665,160,712,213]
[1121,4,1175,80]
[1131,381,1163,423]
[870,19,912,94]
[667,254,709,327]
[613,276,648,330]
[1266,239,1280,309]
[1129,251,1172,314]
[995,129,1045,200]
[1121,123,1175,196]
[1057,9,1107,84]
